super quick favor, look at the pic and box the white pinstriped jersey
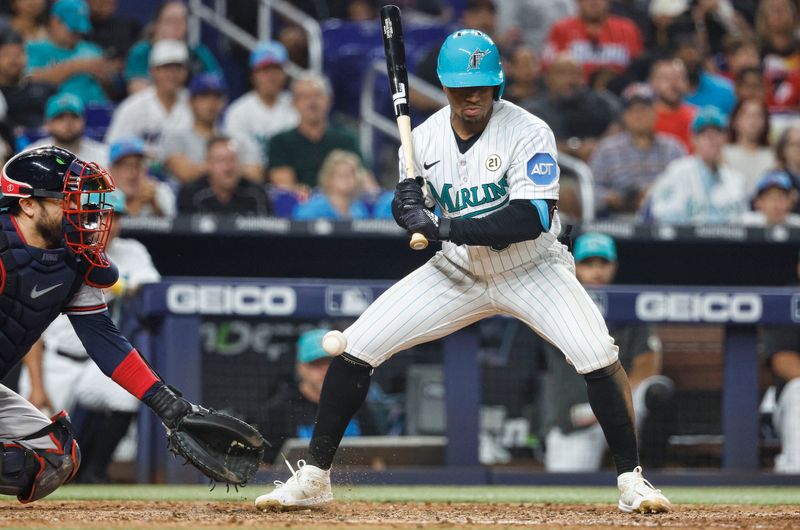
[400,100,562,277]
[343,98,617,372]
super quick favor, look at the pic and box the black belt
[56,349,89,363]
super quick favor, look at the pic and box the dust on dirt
[1,500,797,529]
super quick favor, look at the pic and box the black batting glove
[396,178,425,208]
[392,178,427,228]
[401,206,451,241]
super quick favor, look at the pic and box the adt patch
[526,153,557,185]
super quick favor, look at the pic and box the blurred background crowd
[0,0,799,226]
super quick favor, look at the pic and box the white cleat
[255,459,333,510]
[617,466,672,514]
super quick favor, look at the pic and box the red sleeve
[543,19,570,64]
[111,349,160,399]
[627,19,643,58]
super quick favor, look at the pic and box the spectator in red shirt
[649,57,695,152]
[543,0,643,80]
[756,0,800,112]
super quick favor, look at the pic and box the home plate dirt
[1,500,798,529]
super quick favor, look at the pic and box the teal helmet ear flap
[436,29,505,100]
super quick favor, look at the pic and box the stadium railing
[187,0,322,78]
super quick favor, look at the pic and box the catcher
[0,146,265,503]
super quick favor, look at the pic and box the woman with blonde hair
[292,149,370,220]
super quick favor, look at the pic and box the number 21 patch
[526,153,557,185]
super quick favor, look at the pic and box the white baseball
[322,330,348,356]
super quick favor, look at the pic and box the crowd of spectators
[0,0,798,226]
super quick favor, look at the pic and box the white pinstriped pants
[344,250,619,373]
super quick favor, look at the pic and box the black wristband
[438,217,451,240]
[144,384,191,429]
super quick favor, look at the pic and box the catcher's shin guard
[0,411,81,503]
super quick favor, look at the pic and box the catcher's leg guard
[0,411,81,503]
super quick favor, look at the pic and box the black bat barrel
[380,5,410,118]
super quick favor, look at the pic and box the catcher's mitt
[167,407,266,486]
[145,385,266,486]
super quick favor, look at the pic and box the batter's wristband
[438,217,451,241]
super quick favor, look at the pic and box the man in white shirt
[645,106,747,224]
[223,41,298,174]
[105,39,192,159]
[162,73,231,184]
[28,92,108,166]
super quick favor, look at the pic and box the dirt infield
[1,500,798,529]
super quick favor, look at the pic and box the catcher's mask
[0,146,116,268]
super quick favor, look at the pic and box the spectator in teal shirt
[124,1,221,94]
[293,150,370,220]
[26,0,115,104]
[673,32,736,116]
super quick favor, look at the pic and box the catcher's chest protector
[0,215,82,378]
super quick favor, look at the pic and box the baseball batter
[257,30,670,514]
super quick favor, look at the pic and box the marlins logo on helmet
[467,49,490,70]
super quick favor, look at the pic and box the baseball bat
[380,4,429,251]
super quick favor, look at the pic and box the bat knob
[410,233,429,250]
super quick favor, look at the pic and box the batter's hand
[401,206,450,241]
[396,178,426,208]
[392,178,426,228]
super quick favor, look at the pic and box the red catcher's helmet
[0,145,116,268]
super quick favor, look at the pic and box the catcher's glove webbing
[145,385,266,486]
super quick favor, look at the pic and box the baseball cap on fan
[149,39,189,68]
[296,329,331,364]
[250,41,287,70]
[621,83,655,109]
[52,0,92,34]
[45,92,85,120]
[189,73,228,97]
[573,233,618,263]
[649,0,689,18]
[754,171,794,198]
[109,137,145,165]
[691,106,728,134]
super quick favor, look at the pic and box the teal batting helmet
[437,29,504,100]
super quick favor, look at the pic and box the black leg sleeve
[308,354,372,470]
[584,360,640,475]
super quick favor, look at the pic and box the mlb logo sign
[791,294,800,323]
[326,287,373,316]
[526,153,557,185]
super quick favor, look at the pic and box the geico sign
[167,285,296,315]
[635,292,762,323]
